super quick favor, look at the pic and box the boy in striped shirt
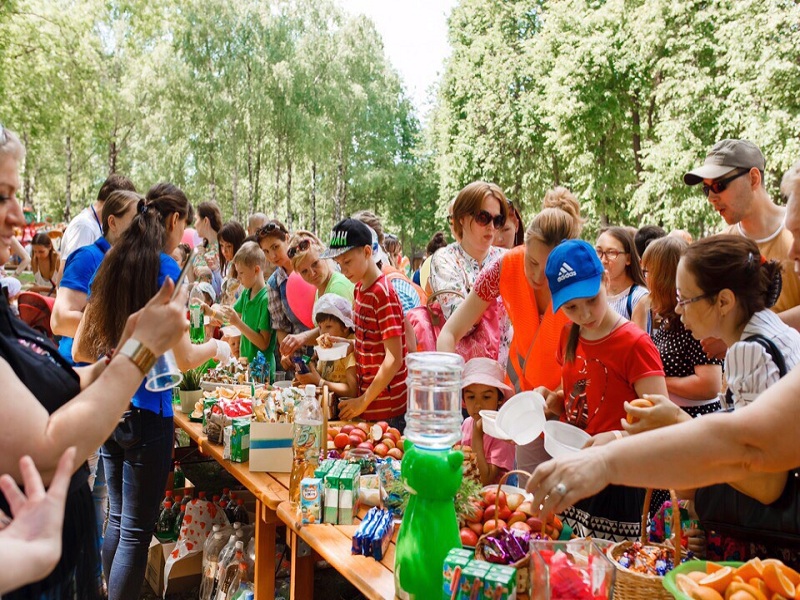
[322,218,408,430]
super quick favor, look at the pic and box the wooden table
[173,411,291,600]
[277,501,397,600]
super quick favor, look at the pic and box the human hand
[296,363,320,386]
[685,527,706,557]
[0,447,75,595]
[280,355,294,371]
[280,333,307,356]
[316,334,353,351]
[621,394,684,435]
[126,278,189,356]
[338,395,370,420]
[219,305,240,326]
[213,340,232,364]
[536,386,564,419]
[205,252,220,272]
[700,337,727,360]
[525,447,611,517]
[583,431,619,448]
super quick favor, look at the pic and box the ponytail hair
[564,323,581,363]
[682,234,783,327]
[79,182,193,358]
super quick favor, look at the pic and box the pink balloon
[285,272,316,329]
[181,228,202,248]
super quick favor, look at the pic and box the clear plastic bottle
[173,461,185,488]
[219,487,231,507]
[161,489,174,507]
[189,287,206,344]
[210,535,238,600]
[199,526,226,600]
[155,501,175,542]
[289,385,323,507]
[404,352,465,449]
[224,561,251,600]
[172,504,186,541]
[232,499,249,525]
[216,546,244,600]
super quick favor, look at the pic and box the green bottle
[189,300,205,344]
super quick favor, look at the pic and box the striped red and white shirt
[354,273,408,420]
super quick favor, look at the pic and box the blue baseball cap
[545,239,605,311]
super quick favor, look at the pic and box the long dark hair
[219,220,246,278]
[79,183,194,358]
[598,226,647,288]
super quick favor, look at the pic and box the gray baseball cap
[684,139,765,186]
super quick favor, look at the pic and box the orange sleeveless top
[498,246,568,392]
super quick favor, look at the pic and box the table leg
[254,500,277,600]
[288,528,315,600]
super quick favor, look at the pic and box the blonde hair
[233,241,267,270]
[525,188,583,247]
[288,230,324,270]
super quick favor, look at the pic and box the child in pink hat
[460,357,515,485]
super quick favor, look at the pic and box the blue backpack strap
[626,284,637,319]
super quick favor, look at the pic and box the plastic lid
[165,491,173,497]
[305,384,316,397]
[198,491,207,499]
[238,499,245,506]
[235,541,244,550]
[179,505,185,512]
[164,501,172,508]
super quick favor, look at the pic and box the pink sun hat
[461,357,514,403]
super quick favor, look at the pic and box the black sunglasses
[287,239,312,259]
[256,222,286,238]
[702,169,749,197]
[473,210,506,229]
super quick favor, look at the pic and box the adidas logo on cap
[557,262,577,283]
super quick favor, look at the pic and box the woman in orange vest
[438,188,583,471]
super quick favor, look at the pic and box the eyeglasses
[676,292,712,308]
[473,210,506,229]
[287,239,312,259]
[702,169,749,197]
[595,248,627,260]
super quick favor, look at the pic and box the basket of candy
[608,489,686,600]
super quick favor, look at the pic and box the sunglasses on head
[287,239,312,259]
[473,210,506,229]
[702,169,750,197]
[256,222,285,238]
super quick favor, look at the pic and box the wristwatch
[117,338,157,375]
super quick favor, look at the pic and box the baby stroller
[17,291,56,341]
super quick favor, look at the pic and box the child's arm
[471,417,504,486]
[220,305,271,352]
[339,336,402,420]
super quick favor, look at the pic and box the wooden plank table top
[277,501,397,600]
[173,410,288,509]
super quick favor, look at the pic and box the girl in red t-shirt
[539,240,667,541]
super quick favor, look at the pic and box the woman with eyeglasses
[595,226,650,332]
[625,234,800,564]
[493,200,525,250]
[429,181,510,361]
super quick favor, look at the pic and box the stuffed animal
[395,439,464,599]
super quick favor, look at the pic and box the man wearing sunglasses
[684,138,800,341]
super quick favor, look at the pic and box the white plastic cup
[145,350,183,392]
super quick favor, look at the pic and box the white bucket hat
[313,293,354,330]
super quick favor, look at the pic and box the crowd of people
[3,122,800,597]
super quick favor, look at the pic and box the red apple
[498,506,512,522]
[327,427,340,438]
[377,421,389,433]
[334,433,350,450]
[507,510,527,526]
[341,424,354,434]
[387,448,403,460]
[483,519,506,534]
[356,422,370,434]
[350,427,367,440]
[382,438,396,450]
[373,443,389,457]
[460,528,479,547]
[483,489,507,509]
[357,442,374,452]
[349,434,362,447]
[483,504,497,522]
[467,521,484,536]
[526,517,544,532]
[370,424,383,442]
[510,522,531,533]
[464,504,484,524]
[506,493,525,511]
[518,501,534,516]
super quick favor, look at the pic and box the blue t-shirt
[57,237,111,365]
[130,253,181,417]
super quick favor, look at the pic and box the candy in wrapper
[370,510,394,561]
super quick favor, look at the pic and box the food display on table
[201,359,252,386]
[666,558,800,600]
[530,539,617,600]
[251,386,305,423]
[327,421,405,460]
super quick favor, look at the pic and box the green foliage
[0,0,438,250]
[432,0,800,235]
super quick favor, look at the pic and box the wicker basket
[608,489,683,600]
[474,470,540,597]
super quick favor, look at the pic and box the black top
[0,294,99,599]
[651,318,722,378]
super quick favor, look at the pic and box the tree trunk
[232,165,239,221]
[335,141,346,220]
[108,139,118,175]
[285,157,293,230]
[247,139,255,214]
[310,161,317,235]
[630,93,643,182]
[22,131,32,208]
[273,137,282,218]
[65,135,73,222]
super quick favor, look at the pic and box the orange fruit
[770,593,788,600]
[677,573,702,595]
[749,578,770,598]
[699,567,734,593]
[707,562,725,574]
[737,559,766,582]
[727,593,757,600]
[691,587,724,600]
[688,571,711,583]
[763,564,796,598]
[760,562,800,587]
[726,582,768,600]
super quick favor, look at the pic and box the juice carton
[338,463,360,524]
[458,562,490,599]
[315,459,335,479]
[443,548,473,599]
[230,418,250,463]
[484,564,517,600]
[323,462,344,524]
[299,478,322,524]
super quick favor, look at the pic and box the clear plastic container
[404,352,464,449]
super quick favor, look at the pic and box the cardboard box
[230,418,250,463]
[324,462,345,524]
[145,537,203,596]
[248,421,293,472]
[300,478,323,524]
[338,464,360,524]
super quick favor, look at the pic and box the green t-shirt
[234,285,276,372]
[316,271,355,303]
